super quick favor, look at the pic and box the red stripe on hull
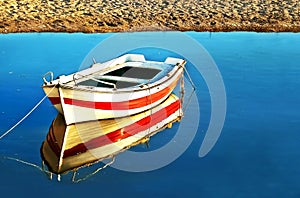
[64,85,171,110]
[48,77,179,110]
[63,100,180,158]
[48,97,61,106]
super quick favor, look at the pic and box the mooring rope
[183,66,196,90]
[179,73,185,116]
[182,66,196,113]
[0,86,56,140]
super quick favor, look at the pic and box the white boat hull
[42,54,185,125]
[44,71,183,125]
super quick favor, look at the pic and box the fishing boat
[42,54,185,125]
[41,94,182,175]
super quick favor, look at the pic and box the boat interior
[77,63,171,89]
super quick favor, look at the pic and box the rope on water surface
[0,86,56,140]
[4,156,53,178]
[72,157,116,183]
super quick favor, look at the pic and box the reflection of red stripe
[48,77,179,110]
[46,123,62,157]
[63,99,180,158]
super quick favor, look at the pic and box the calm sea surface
[0,32,300,197]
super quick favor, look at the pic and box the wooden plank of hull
[41,94,182,174]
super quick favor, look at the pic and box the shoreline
[1,0,300,33]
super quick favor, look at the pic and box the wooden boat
[41,94,182,175]
[42,54,185,125]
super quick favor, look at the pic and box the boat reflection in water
[40,94,182,180]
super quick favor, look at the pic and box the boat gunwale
[43,62,184,94]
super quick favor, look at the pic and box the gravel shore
[1,0,300,33]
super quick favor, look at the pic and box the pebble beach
[0,0,299,33]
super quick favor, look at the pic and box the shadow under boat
[40,93,183,176]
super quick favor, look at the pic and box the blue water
[1,32,300,197]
